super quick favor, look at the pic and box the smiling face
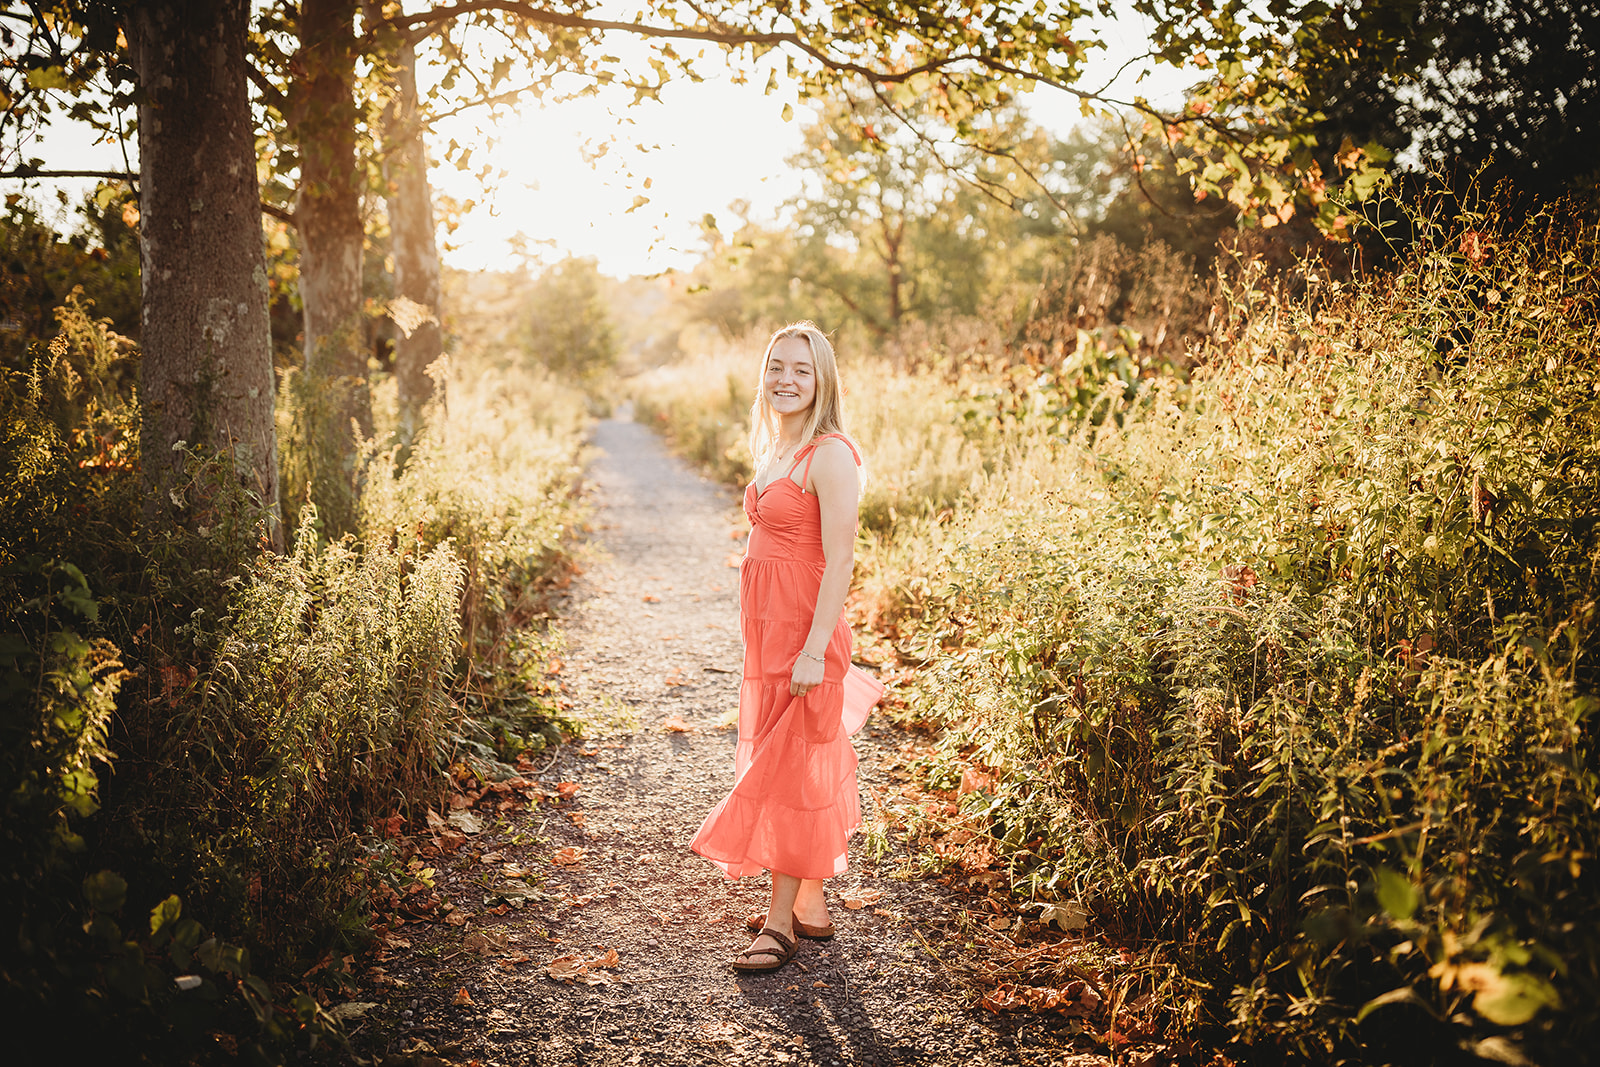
[763,335,817,420]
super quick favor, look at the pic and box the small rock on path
[374,416,1102,1067]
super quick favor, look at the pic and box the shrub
[913,199,1599,1062]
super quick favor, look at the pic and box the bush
[910,199,1599,1062]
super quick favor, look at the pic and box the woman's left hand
[790,653,825,696]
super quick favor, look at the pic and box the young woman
[690,321,884,973]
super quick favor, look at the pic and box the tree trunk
[128,0,281,548]
[380,17,444,450]
[293,0,370,536]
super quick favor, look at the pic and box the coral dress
[691,434,885,879]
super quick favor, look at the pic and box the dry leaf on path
[502,864,532,879]
[443,909,469,927]
[661,714,692,732]
[641,594,661,603]
[555,782,581,799]
[546,947,621,986]
[446,810,484,834]
[841,889,883,910]
[551,847,585,866]
[425,809,447,832]
[461,931,508,955]
[326,1001,379,1021]
[451,988,473,1006]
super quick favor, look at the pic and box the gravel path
[367,415,1102,1067]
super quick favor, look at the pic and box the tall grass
[632,198,1599,1063]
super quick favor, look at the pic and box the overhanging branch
[0,166,136,180]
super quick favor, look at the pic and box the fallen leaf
[641,594,660,603]
[326,1001,379,1021]
[425,809,447,832]
[569,812,587,829]
[546,947,621,985]
[562,893,594,906]
[841,889,884,910]
[812,980,829,988]
[461,931,507,955]
[1040,901,1090,932]
[452,988,473,1006]
[502,864,532,880]
[447,810,484,835]
[443,910,469,927]
[480,851,505,865]
[555,782,581,799]
[661,714,692,732]
[664,668,687,687]
[551,847,585,866]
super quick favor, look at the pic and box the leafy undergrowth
[1,279,588,1060]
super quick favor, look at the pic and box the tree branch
[0,166,135,180]
[387,0,993,87]
[245,58,288,112]
[261,202,297,227]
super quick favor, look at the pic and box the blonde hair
[747,321,852,469]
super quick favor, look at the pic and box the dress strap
[795,433,861,489]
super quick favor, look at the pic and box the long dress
[690,433,885,879]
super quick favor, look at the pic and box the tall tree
[127,0,279,543]
[371,4,443,449]
[289,0,370,536]
[1403,0,1599,200]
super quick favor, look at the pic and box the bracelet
[797,650,824,663]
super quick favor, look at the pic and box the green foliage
[0,193,142,371]
[360,360,588,758]
[524,256,618,389]
[0,558,124,870]
[902,199,1599,1061]
[0,238,587,1054]
[166,505,465,928]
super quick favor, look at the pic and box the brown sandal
[745,910,836,941]
[732,927,797,972]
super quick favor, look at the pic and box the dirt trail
[369,415,1098,1067]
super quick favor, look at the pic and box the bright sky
[21,9,1192,279]
[432,11,1193,277]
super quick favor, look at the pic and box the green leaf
[150,894,182,937]
[1356,984,1439,1023]
[83,869,128,913]
[25,66,72,91]
[1474,971,1560,1026]
[1374,866,1417,921]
